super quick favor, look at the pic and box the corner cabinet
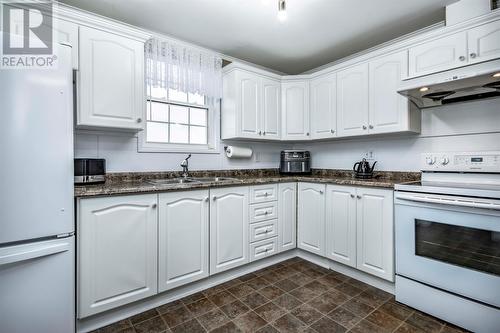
[278,183,297,252]
[77,194,158,318]
[297,183,325,256]
[310,73,337,139]
[158,190,209,292]
[467,20,500,65]
[77,26,145,130]
[222,67,281,140]
[281,80,310,140]
[210,187,249,274]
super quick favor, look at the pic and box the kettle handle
[353,162,360,172]
[370,161,377,172]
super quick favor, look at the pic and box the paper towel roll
[225,146,253,159]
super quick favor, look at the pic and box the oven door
[395,191,500,307]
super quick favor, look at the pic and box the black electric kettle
[353,158,377,179]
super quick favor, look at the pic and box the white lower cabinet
[210,187,249,274]
[278,183,297,252]
[297,183,326,256]
[325,185,357,268]
[356,187,394,281]
[158,190,209,292]
[77,194,158,318]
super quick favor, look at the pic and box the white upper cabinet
[337,63,369,137]
[278,183,297,252]
[408,31,468,78]
[78,26,145,130]
[356,187,394,281]
[467,20,500,64]
[310,73,337,139]
[297,183,326,256]
[210,187,249,274]
[282,80,310,140]
[77,194,157,318]
[222,67,280,140]
[325,185,357,268]
[158,190,209,292]
[54,19,79,70]
[369,51,419,134]
[261,77,281,139]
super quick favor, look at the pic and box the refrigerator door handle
[0,240,70,266]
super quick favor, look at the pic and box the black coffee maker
[353,158,377,179]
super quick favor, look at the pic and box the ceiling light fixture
[493,72,500,78]
[277,0,287,22]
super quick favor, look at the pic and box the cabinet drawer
[249,237,278,262]
[250,184,278,203]
[249,201,278,223]
[249,219,278,243]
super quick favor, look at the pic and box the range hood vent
[398,60,500,109]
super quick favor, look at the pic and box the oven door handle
[396,194,500,210]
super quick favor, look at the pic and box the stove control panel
[421,151,500,172]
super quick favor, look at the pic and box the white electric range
[394,151,500,333]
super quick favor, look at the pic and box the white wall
[75,99,500,173]
[295,99,500,172]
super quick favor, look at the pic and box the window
[146,87,208,145]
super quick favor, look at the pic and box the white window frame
[138,95,220,154]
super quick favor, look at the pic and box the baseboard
[77,251,296,333]
[296,249,395,294]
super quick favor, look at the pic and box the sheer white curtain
[145,38,223,102]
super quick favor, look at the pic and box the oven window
[415,219,500,276]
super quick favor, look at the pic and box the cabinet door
[78,194,157,318]
[337,63,369,137]
[325,185,357,267]
[408,32,467,78]
[158,190,209,292]
[297,183,325,256]
[236,71,261,138]
[310,73,337,139]
[369,51,409,134]
[278,183,297,252]
[78,26,145,130]
[282,81,310,140]
[356,188,394,281]
[54,19,79,69]
[261,77,281,139]
[210,187,249,274]
[468,20,500,64]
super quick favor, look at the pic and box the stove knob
[441,157,450,165]
[425,156,436,165]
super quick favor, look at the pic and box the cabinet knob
[306,132,310,136]
[369,125,374,129]
[136,118,142,123]
[264,192,268,197]
[319,190,324,194]
[470,53,477,59]
[459,56,466,61]
[362,125,367,130]
[357,195,362,199]
[330,129,335,134]
[151,203,157,209]
[258,131,262,135]
[264,211,268,215]
[205,197,209,202]
[212,196,217,201]
[350,194,355,198]
[263,131,266,135]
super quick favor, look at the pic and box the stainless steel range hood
[398,59,500,108]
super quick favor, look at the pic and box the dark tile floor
[92,257,469,333]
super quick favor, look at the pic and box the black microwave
[74,158,105,184]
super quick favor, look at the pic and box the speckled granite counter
[74,169,420,197]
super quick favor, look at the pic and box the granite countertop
[74,169,420,198]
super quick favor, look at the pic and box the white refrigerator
[0,44,75,333]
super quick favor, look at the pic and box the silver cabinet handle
[459,56,466,61]
[357,195,362,199]
[264,192,268,197]
[264,211,268,215]
[136,118,142,123]
[330,129,335,134]
[263,131,266,135]
[319,190,324,194]
[362,125,367,130]
[350,194,355,198]
[205,197,209,202]
[306,132,310,136]
[369,125,374,129]
[258,131,262,135]
[151,203,157,209]
[212,196,217,201]
[470,53,477,59]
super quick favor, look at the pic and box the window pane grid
[146,97,208,145]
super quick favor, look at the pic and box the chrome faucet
[180,154,192,178]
